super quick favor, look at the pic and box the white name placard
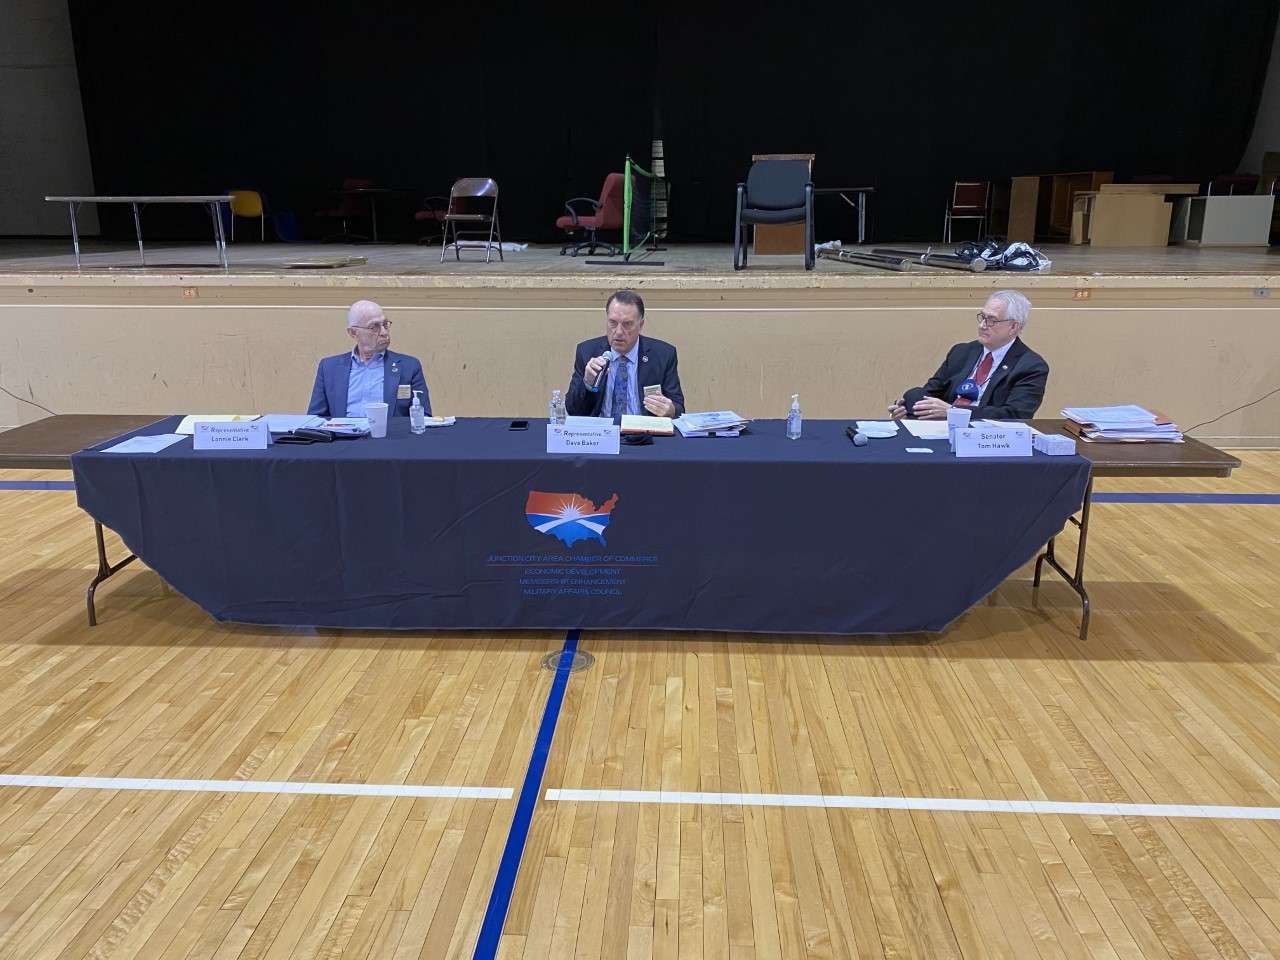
[546,424,620,455]
[193,420,269,450]
[954,423,1033,458]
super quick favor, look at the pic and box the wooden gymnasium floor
[1,456,1280,959]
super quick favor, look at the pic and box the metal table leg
[87,520,137,626]
[131,203,146,266]
[68,201,82,269]
[1033,477,1093,640]
[858,192,867,244]
[209,201,229,269]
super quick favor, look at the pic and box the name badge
[954,423,1033,458]
[547,424,620,455]
[193,420,269,450]
[397,384,411,400]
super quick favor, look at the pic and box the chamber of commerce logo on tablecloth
[525,491,619,547]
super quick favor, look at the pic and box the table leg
[131,203,146,266]
[1032,477,1093,640]
[210,202,229,269]
[68,202,82,269]
[87,520,138,626]
[858,192,867,244]
[370,196,380,242]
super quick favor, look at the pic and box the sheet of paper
[176,414,260,435]
[101,433,187,454]
[905,447,934,454]
[263,414,324,433]
[901,420,949,440]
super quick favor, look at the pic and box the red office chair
[943,181,990,242]
[314,177,374,241]
[556,173,625,256]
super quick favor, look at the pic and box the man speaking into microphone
[566,290,685,419]
[889,290,1049,421]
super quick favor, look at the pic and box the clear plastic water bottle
[786,394,802,439]
[549,389,567,425]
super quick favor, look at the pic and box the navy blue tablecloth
[71,417,1091,635]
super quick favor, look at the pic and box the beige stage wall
[1,281,1277,446]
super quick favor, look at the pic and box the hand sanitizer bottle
[549,389,566,425]
[786,394,802,439]
[410,390,426,434]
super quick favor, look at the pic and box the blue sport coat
[307,350,430,418]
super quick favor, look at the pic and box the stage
[1,240,1278,445]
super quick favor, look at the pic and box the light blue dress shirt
[346,348,385,418]
[601,340,641,416]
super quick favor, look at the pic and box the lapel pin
[642,355,649,363]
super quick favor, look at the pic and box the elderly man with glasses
[889,290,1048,421]
[307,300,430,419]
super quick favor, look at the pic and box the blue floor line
[472,629,580,960]
[0,480,76,491]
[1094,492,1280,505]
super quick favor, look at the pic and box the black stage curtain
[68,0,1277,243]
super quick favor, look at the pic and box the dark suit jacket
[904,338,1048,420]
[307,349,430,418]
[565,335,686,418]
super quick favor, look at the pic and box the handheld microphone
[845,425,869,447]
[590,350,614,390]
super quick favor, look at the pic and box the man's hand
[584,355,608,388]
[911,396,952,420]
[644,392,677,418]
[888,401,907,420]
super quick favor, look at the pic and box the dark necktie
[611,356,630,419]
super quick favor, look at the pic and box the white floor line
[545,789,1280,821]
[0,773,511,800]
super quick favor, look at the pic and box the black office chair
[733,159,814,271]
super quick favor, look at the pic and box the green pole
[623,155,633,259]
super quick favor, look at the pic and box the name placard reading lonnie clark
[546,424,621,456]
[954,423,1033,458]
[193,420,269,450]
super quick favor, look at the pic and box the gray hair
[988,290,1031,329]
[605,289,645,320]
[347,299,383,329]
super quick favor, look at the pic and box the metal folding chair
[440,178,503,263]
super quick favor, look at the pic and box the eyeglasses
[976,312,1012,327]
[353,320,392,333]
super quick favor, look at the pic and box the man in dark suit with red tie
[890,290,1049,420]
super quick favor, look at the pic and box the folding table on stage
[813,186,875,244]
[44,195,233,269]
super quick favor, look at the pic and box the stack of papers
[1061,405,1183,443]
[673,411,750,437]
[318,418,372,436]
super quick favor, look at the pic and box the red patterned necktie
[955,352,994,408]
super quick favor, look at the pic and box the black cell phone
[508,420,529,431]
